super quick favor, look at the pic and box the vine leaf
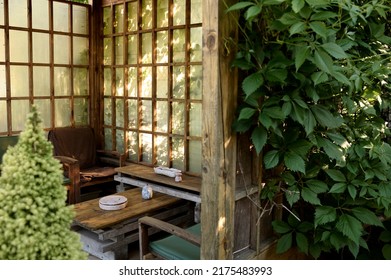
[292,0,305,13]
[351,207,384,227]
[251,126,267,155]
[276,232,293,254]
[296,232,309,254]
[226,2,254,12]
[325,169,346,182]
[335,214,363,244]
[301,187,321,205]
[315,206,337,227]
[314,49,334,73]
[264,150,280,169]
[242,72,264,97]
[238,107,257,120]
[284,151,306,173]
[321,42,348,59]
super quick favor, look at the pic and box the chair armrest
[97,150,126,166]
[54,156,80,204]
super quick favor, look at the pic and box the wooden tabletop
[115,163,201,193]
[72,188,181,230]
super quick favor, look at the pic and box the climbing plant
[228,0,391,259]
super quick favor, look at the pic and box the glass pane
[34,99,51,128]
[103,68,112,96]
[103,7,112,35]
[173,0,186,26]
[73,37,89,65]
[190,65,202,100]
[54,67,70,96]
[157,0,168,28]
[127,131,138,161]
[156,66,168,98]
[172,102,185,134]
[190,27,202,62]
[127,67,137,97]
[172,137,184,170]
[55,99,71,127]
[172,66,186,99]
[74,98,89,125]
[0,30,4,61]
[10,30,28,62]
[191,0,202,24]
[189,140,202,173]
[141,0,153,30]
[140,133,152,163]
[128,99,138,129]
[73,6,88,34]
[103,98,112,125]
[116,99,124,127]
[115,68,124,96]
[156,31,168,63]
[9,0,27,27]
[53,2,69,32]
[128,35,138,64]
[103,38,112,65]
[54,35,70,64]
[33,32,50,63]
[115,36,124,65]
[33,66,50,96]
[0,65,5,97]
[141,33,152,64]
[104,128,113,150]
[155,135,168,166]
[32,0,49,30]
[140,100,152,131]
[114,4,124,34]
[173,29,186,62]
[127,2,138,32]
[10,66,29,97]
[189,103,202,137]
[73,68,89,96]
[156,101,168,133]
[0,1,3,25]
[0,101,6,132]
[12,100,29,131]
[116,129,125,153]
[141,67,152,98]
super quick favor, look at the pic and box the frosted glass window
[33,32,50,63]
[9,1,27,27]
[190,65,202,100]
[10,30,28,63]
[189,103,202,137]
[114,4,124,34]
[73,68,89,96]
[34,99,51,128]
[116,130,125,154]
[55,99,71,127]
[191,0,202,24]
[173,0,186,26]
[12,100,29,131]
[103,7,112,35]
[128,35,138,64]
[127,67,137,97]
[172,137,184,170]
[0,66,5,97]
[140,133,152,163]
[140,100,152,131]
[190,27,202,62]
[141,33,152,64]
[172,102,185,134]
[53,2,69,32]
[10,66,29,97]
[0,1,3,25]
[54,35,70,64]
[115,36,124,65]
[141,0,153,30]
[172,66,186,99]
[116,99,124,127]
[115,68,124,96]
[156,31,168,63]
[155,135,168,166]
[0,101,7,132]
[141,67,152,98]
[74,98,89,125]
[173,29,186,62]
[156,66,168,98]
[0,30,4,62]
[104,98,112,125]
[127,2,138,32]
[128,99,138,129]
[104,128,113,150]
[54,67,70,96]
[189,141,202,173]
[127,131,138,161]
[104,68,112,96]
[33,67,50,96]
[156,101,168,133]
[103,38,112,65]
[157,0,168,28]
[32,0,49,30]
[73,6,88,34]
[73,37,89,65]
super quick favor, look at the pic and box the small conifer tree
[0,106,87,259]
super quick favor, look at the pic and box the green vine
[228,0,391,259]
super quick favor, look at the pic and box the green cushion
[0,136,19,166]
[150,223,201,260]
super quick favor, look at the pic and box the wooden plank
[201,0,238,260]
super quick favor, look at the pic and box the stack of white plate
[99,195,128,210]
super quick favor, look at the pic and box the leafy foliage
[0,106,87,259]
[228,0,391,259]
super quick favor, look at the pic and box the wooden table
[72,188,192,260]
[114,164,202,203]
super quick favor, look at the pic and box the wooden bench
[72,188,194,260]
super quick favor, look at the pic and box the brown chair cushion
[80,166,117,182]
[48,127,97,170]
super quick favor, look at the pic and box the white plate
[99,195,128,210]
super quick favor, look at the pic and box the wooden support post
[201,0,238,260]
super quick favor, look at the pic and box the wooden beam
[201,0,238,260]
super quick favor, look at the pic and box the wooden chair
[138,216,201,260]
[48,126,125,203]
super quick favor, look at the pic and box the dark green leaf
[351,207,383,227]
[382,244,391,260]
[289,22,307,36]
[325,169,346,182]
[296,232,309,254]
[226,1,254,12]
[329,182,347,193]
[297,221,313,233]
[309,21,328,38]
[292,0,305,13]
[287,139,312,157]
[285,185,300,207]
[380,230,391,242]
[318,138,344,160]
[238,107,257,120]
[301,187,321,205]
[311,71,329,85]
[264,150,280,169]
[242,72,264,97]
[276,232,293,254]
[279,12,301,25]
[245,5,262,20]
[263,0,286,5]
[311,105,343,128]
[321,42,348,59]
[347,240,360,258]
[310,11,338,21]
[251,126,267,155]
[265,68,288,83]
[314,49,334,74]
[272,220,292,234]
[348,185,357,200]
[333,70,351,86]
[306,179,328,193]
[336,214,363,244]
[315,206,337,227]
[303,109,316,135]
[284,151,306,173]
[263,106,286,120]
[295,46,310,71]
[305,0,330,6]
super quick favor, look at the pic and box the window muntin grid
[102,0,202,175]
